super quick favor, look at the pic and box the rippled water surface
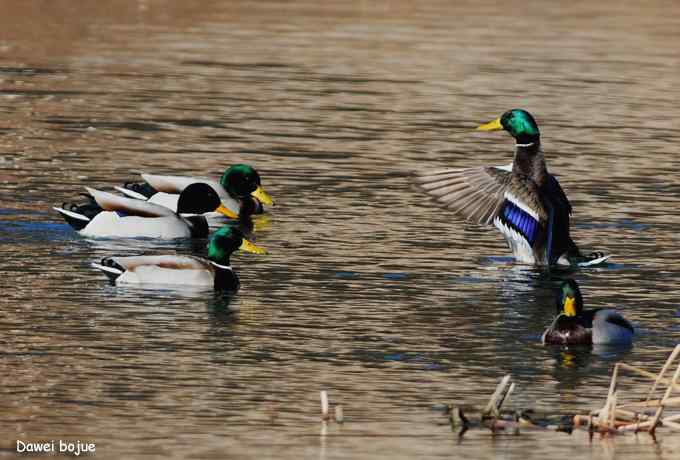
[1,1,680,458]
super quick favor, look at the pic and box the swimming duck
[54,183,234,238]
[542,280,634,346]
[416,109,607,267]
[116,164,273,219]
[91,226,266,291]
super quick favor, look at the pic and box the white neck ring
[211,262,232,270]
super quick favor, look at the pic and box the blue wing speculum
[499,200,538,245]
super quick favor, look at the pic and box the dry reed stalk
[595,363,620,430]
[591,379,623,430]
[483,375,512,418]
[609,392,618,428]
[645,344,680,402]
[505,382,515,408]
[320,390,330,421]
[649,356,680,435]
[614,408,649,421]
[617,420,654,433]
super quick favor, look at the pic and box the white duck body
[80,212,193,239]
[93,255,218,287]
[58,187,197,239]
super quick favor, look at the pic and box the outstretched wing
[416,165,547,246]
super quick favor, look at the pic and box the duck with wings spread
[417,109,608,267]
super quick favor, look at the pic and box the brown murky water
[1,1,679,458]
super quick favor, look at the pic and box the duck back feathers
[93,255,215,287]
[86,187,174,217]
[591,309,635,345]
[141,173,223,196]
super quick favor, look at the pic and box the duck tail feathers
[54,205,91,231]
[119,181,157,200]
[54,193,104,230]
[91,257,125,282]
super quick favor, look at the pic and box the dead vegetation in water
[314,345,680,441]
[444,345,680,438]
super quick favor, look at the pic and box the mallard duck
[542,280,634,345]
[115,164,273,219]
[91,226,265,291]
[416,109,608,267]
[54,183,234,238]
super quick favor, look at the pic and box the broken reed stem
[320,390,330,421]
[458,348,680,437]
[483,375,512,418]
[599,400,611,430]
[617,420,654,433]
[504,382,515,408]
[600,363,619,430]
[649,359,680,435]
[609,392,618,429]
[645,344,680,403]
[614,408,649,422]
[607,364,619,402]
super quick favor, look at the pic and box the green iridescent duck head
[477,109,540,145]
[556,280,584,317]
[208,225,266,266]
[219,164,274,206]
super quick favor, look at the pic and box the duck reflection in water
[206,291,239,323]
[548,345,633,393]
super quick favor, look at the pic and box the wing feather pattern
[111,255,212,272]
[85,187,175,218]
[416,165,551,256]
[417,166,547,227]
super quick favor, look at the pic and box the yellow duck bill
[240,239,267,254]
[476,117,503,131]
[251,186,274,206]
[215,204,239,219]
[564,297,577,317]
